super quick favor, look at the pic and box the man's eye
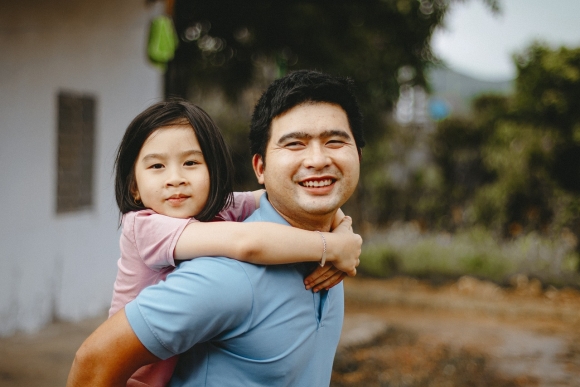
[327,140,345,147]
[285,142,305,149]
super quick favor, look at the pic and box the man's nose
[303,143,330,169]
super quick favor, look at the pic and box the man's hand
[304,264,346,292]
[66,309,159,387]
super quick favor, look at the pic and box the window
[56,92,96,213]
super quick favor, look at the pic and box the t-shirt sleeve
[131,211,194,271]
[214,191,257,222]
[125,258,254,360]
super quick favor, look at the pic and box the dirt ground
[337,276,580,387]
[1,276,579,386]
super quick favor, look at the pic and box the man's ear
[252,154,265,185]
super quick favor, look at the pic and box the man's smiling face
[253,102,360,230]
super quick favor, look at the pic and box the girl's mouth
[166,194,189,204]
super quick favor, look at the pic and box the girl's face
[132,125,210,219]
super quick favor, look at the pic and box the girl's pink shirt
[108,192,257,387]
[109,192,257,317]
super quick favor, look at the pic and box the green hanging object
[147,14,178,70]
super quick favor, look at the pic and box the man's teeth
[302,179,332,188]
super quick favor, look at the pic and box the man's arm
[66,309,159,387]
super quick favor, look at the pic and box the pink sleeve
[214,191,257,222]
[132,210,194,270]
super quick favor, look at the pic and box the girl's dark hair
[114,99,234,221]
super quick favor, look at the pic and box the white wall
[0,0,163,335]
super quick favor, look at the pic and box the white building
[0,0,163,335]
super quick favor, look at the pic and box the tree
[169,0,498,131]
[164,0,499,225]
[430,42,580,265]
[513,43,580,193]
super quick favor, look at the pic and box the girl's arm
[174,216,361,277]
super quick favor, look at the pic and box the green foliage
[167,0,499,196]
[360,225,580,286]
[511,43,580,194]
[158,0,505,235]
[363,42,580,275]
[357,245,399,278]
[514,43,580,135]
[426,43,580,251]
[169,0,463,144]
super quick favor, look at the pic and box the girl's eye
[150,163,164,169]
[184,160,199,166]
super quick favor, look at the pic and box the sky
[431,0,580,81]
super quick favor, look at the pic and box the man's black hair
[249,70,365,159]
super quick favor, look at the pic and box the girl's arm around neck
[174,216,361,276]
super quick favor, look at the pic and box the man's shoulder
[155,258,259,311]
[244,208,264,223]
[243,195,289,226]
[175,256,262,279]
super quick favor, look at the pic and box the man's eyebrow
[277,129,352,143]
[277,131,313,143]
[320,129,353,140]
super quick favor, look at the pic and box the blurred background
[1,0,580,385]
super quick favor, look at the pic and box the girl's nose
[166,178,186,187]
[166,169,187,187]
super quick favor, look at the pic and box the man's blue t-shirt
[125,194,344,386]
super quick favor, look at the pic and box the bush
[360,223,580,287]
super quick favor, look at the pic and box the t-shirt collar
[259,192,290,227]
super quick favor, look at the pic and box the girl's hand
[331,208,346,231]
[325,216,362,276]
[303,215,362,292]
[304,264,346,292]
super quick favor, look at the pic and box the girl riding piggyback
[109,100,362,386]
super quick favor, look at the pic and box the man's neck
[268,202,334,232]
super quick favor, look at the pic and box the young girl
[110,100,361,386]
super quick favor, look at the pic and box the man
[67,70,365,386]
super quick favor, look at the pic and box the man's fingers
[305,264,342,290]
[304,265,334,288]
[332,273,347,288]
[312,271,342,292]
[313,272,345,292]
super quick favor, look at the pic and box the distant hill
[427,66,513,117]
